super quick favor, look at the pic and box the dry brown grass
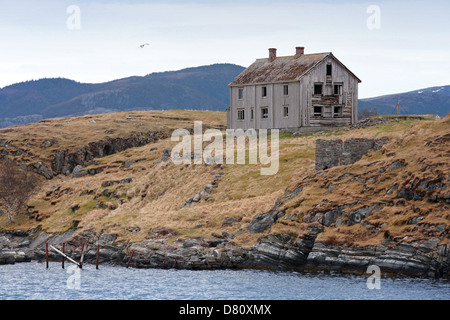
[1,111,448,249]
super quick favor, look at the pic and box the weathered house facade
[227,47,361,131]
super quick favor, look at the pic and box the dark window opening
[326,64,332,76]
[283,85,289,96]
[261,107,269,119]
[250,109,254,120]
[314,84,323,95]
[334,84,343,95]
[334,106,342,118]
[283,106,289,118]
[314,106,322,117]
[262,86,267,97]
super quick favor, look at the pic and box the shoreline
[1,229,448,279]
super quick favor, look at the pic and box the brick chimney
[269,48,277,62]
[296,47,305,55]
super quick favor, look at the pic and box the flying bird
[140,43,150,48]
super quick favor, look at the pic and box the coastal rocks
[0,230,35,265]
[248,232,318,270]
[125,237,249,270]
[1,227,448,278]
[306,239,449,278]
[0,251,31,265]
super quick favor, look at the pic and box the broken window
[334,84,343,95]
[326,64,332,76]
[314,106,322,117]
[237,109,245,120]
[314,83,323,95]
[250,108,254,120]
[333,106,342,118]
[262,86,267,97]
[283,106,289,118]
[261,107,269,119]
[283,84,289,96]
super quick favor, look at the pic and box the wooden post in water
[79,243,85,269]
[96,244,100,270]
[62,243,65,269]
[126,250,135,268]
[45,242,49,269]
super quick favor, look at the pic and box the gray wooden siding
[303,56,359,127]
[228,55,359,130]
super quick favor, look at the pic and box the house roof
[229,52,361,86]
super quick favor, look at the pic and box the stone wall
[315,137,389,171]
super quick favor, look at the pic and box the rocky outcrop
[306,239,449,278]
[247,227,320,270]
[1,228,448,278]
[51,130,171,177]
[183,171,223,208]
[247,184,308,233]
[0,230,34,265]
[397,174,450,204]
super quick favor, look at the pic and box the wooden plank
[50,245,81,268]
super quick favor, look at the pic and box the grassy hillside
[0,111,448,250]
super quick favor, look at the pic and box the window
[283,106,289,118]
[314,106,323,117]
[250,108,254,120]
[326,64,332,76]
[334,84,343,95]
[237,109,245,120]
[333,106,342,118]
[283,84,289,96]
[261,107,269,119]
[238,88,244,100]
[314,83,323,95]
[262,86,267,97]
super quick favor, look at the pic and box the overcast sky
[0,0,449,98]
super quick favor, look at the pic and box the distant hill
[359,85,450,117]
[1,66,448,128]
[0,63,245,128]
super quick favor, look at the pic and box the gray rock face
[51,130,171,178]
[1,220,448,278]
[248,233,318,269]
[247,185,307,233]
[306,239,449,278]
[72,165,86,178]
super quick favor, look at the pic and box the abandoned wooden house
[227,47,361,132]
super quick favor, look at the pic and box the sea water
[0,261,448,300]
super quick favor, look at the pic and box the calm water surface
[0,261,448,300]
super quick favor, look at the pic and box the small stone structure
[315,137,389,171]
